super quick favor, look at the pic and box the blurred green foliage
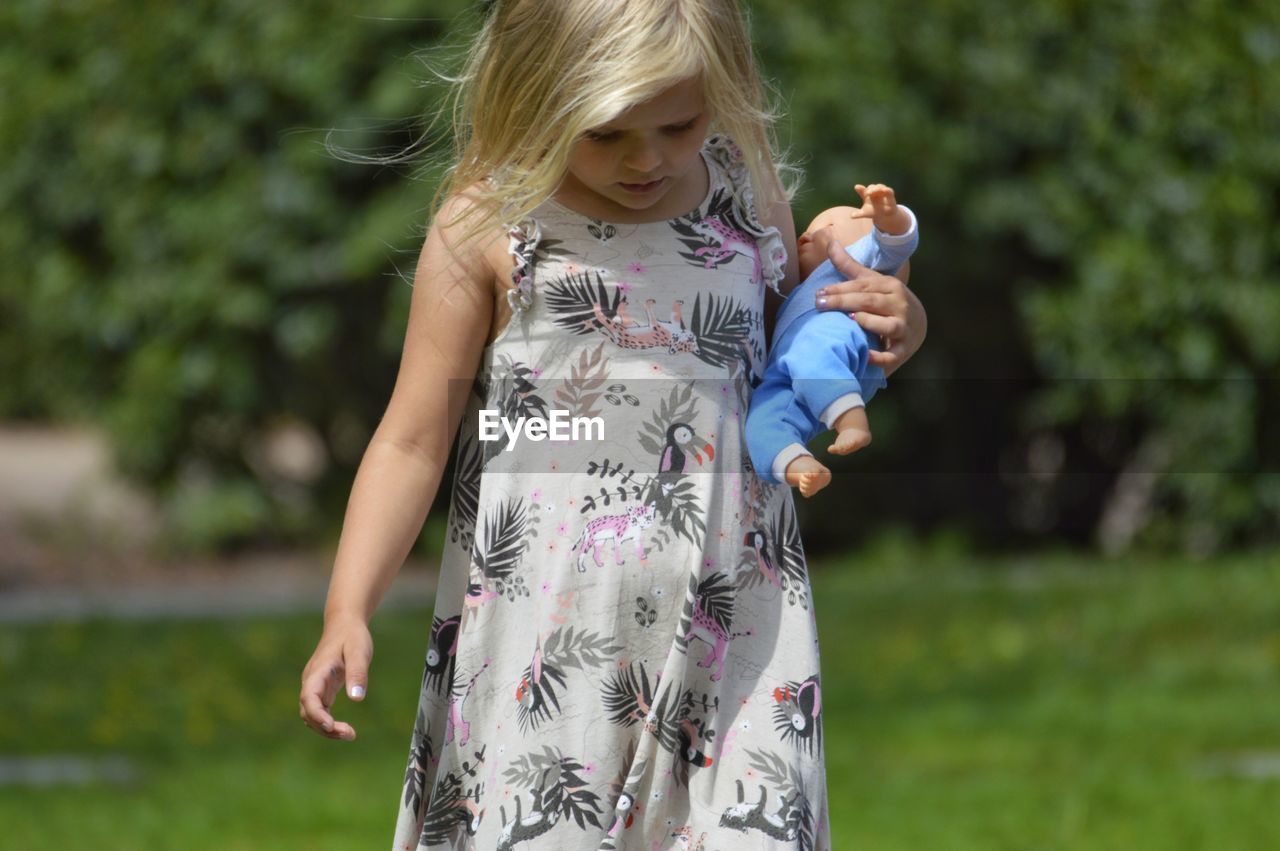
[750,0,1280,554]
[0,0,471,549]
[1,0,1277,552]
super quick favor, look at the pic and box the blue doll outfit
[745,206,919,484]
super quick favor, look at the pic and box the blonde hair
[425,0,799,250]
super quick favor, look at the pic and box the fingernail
[816,297,827,307]
[816,288,827,296]
[350,685,364,699]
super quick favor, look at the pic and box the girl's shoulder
[431,183,512,287]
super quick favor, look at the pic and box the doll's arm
[848,204,918,275]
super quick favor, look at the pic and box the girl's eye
[583,119,697,143]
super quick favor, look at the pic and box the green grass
[2,544,1278,849]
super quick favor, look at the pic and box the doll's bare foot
[828,407,872,455]
[829,427,871,455]
[784,455,832,497]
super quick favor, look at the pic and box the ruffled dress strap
[702,133,788,297]
[504,216,543,319]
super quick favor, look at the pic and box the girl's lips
[618,177,666,194]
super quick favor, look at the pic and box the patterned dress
[391,135,831,851]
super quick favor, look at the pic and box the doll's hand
[850,184,912,236]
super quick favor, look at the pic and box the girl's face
[558,76,712,218]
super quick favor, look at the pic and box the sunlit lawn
[2,541,1278,849]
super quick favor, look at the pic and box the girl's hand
[299,614,373,741]
[817,242,927,376]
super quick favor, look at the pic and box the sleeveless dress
[391,135,832,851]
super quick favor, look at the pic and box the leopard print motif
[687,594,754,682]
[691,217,763,284]
[591,297,700,355]
[571,501,657,572]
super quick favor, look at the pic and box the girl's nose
[623,143,662,175]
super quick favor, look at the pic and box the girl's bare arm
[300,193,502,740]
[323,193,501,626]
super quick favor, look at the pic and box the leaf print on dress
[682,291,757,370]
[464,498,530,627]
[515,626,625,733]
[401,713,437,832]
[601,661,722,788]
[480,355,549,462]
[739,496,808,607]
[427,760,487,849]
[445,426,482,548]
[499,746,606,846]
[414,742,487,850]
[553,342,611,420]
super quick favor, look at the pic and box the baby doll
[745,184,919,497]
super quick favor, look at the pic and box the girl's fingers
[866,345,903,371]
[300,686,336,733]
[848,310,906,340]
[820,291,894,316]
[300,662,356,739]
[826,241,873,282]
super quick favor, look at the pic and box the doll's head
[796,206,868,281]
[429,0,798,248]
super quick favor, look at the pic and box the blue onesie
[745,206,919,485]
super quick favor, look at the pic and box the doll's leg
[744,367,832,496]
[776,313,871,430]
[829,405,872,455]
[782,453,833,497]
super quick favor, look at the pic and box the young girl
[299,2,927,848]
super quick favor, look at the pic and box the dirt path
[0,424,438,623]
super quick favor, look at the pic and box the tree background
[2,0,1277,555]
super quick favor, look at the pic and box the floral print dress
[391,135,831,851]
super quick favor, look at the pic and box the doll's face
[559,76,712,220]
[797,206,866,280]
